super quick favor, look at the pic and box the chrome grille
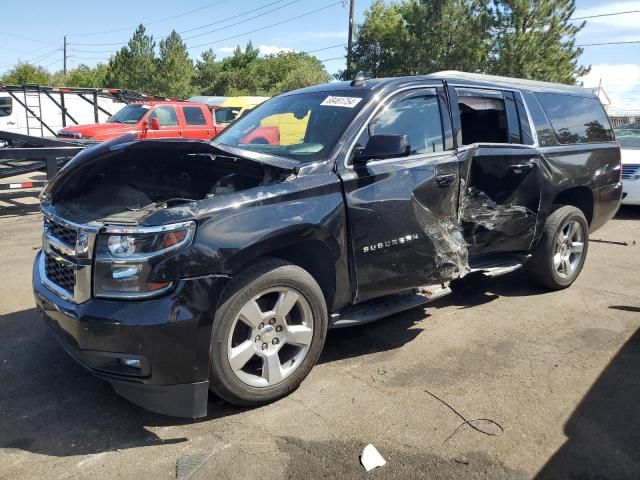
[40,211,97,304]
[44,216,78,246]
[44,254,75,293]
[621,164,640,180]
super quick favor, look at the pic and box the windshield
[107,104,149,124]
[614,126,640,150]
[215,90,369,162]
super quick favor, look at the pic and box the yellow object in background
[260,112,310,145]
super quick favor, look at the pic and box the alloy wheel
[553,220,585,278]
[227,287,314,388]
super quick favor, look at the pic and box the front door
[339,87,466,303]
[144,106,182,138]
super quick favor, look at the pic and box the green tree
[155,31,194,98]
[347,0,588,84]
[1,62,52,85]
[105,24,156,92]
[192,49,223,95]
[347,0,410,78]
[52,64,109,87]
[257,52,331,95]
[215,42,261,95]
[490,0,589,83]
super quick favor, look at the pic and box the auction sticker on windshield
[321,96,362,108]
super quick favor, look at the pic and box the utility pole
[63,36,67,84]
[347,0,355,77]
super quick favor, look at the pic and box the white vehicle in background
[0,85,132,138]
[615,124,640,205]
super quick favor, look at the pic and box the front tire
[526,206,589,290]
[209,258,327,406]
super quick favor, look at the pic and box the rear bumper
[621,179,640,205]
[33,251,230,418]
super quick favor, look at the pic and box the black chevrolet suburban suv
[33,71,622,417]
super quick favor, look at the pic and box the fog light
[119,358,142,369]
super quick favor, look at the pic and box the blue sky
[0,0,638,110]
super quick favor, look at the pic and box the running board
[468,255,527,278]
[330,284,451,329]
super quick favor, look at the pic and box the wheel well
[553,187,594,225]
[265,240,337,309]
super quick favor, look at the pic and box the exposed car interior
[458,90,508,145]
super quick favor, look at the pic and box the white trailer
[0,86,159,138]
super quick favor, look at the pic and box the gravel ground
[0,183,638,480]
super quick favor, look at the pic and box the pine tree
[105,24,156,93]
[155,31,194,98]
[193,49,222,95]
[489,0,589,83]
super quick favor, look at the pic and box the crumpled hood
[43,135,300,213]
[59,122,135,140]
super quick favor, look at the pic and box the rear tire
[209,258,327,406]
[526,206,589,290]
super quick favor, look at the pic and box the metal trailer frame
[0,130,85,190]
[0,85,180,138]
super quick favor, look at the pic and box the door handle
[508,163,535,174]
[435,174,456,187]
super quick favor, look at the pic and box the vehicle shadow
[0,308,250,458]
[0,271,549,459]
[534,328,640,479]
[615,205,640,220]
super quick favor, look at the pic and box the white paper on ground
[360,444,386,472]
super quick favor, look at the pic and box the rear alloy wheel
[209,259,327,405]
[527,205,589,290]
[552,220,585,279]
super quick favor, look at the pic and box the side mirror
[353,134,411,165]
[150,118,161,130]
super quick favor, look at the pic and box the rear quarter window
[535,93,613,144]
[183,106,207,125]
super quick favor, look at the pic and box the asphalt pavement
[0,186,638,479]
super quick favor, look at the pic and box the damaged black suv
[33,71,622,417]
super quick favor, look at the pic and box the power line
[0,31,48,44]
[182,0,302,42]
[187,1,344,50]
[304,43,346,54]
[578,40,640,47]
[180,0,291,35]
[571,9,640,21]
[68,0,232,37]
[319,56,345,62]
[71,0,307,49]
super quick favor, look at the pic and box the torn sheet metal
[411,193,469,282]
[458,145,541,256]
[460,185,536,252]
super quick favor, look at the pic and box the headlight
[94,221,195,299]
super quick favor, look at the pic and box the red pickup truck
[57,101,221,142]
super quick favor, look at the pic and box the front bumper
[622,179,640,205]
[33,251,230,418]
